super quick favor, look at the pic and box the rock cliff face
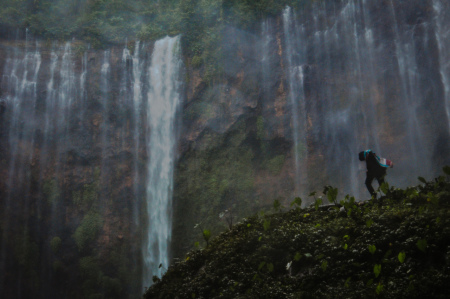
[173,0,450,258]
[0,0,449,298]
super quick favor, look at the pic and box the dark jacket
[365,151,386,178]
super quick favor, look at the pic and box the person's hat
[358,151,365,161]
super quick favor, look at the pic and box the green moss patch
[73,211,103,252]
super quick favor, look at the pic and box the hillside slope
[145,168,450,298]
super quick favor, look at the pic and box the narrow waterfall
[433,0,450,128]
[0,41,42,293]
[122,41,145,226]
[142,36,182,287]
[282,7,308,196]
[261,20,272,101]
[260,18,282,141]
[100,50,111,182]
[388,0,430,178]
[132,42,145,227]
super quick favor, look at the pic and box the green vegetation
[13,229,40,289]
[173,112,295,259]
[73,210,103,252]
[173,119,257,253]
[0,0,304,42]
[73,167,100,210]
[0,0,311,79]
[43,178,60,205]
[79,255,126,298]
[145,167,450,298]
[265,154,285,175]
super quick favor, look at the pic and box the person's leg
[376,175,386,188]
[365,172,376,197]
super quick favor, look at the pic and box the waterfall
[121,42,144,181]
[279,0,450,199]
[100,50,111,198]
[0,34,182,296]
[0,41,42,295]
[131,41,145,226]
[388,0,430,178]
[282,7,308,196]
[433,0,450,128]
[142,36,182,287]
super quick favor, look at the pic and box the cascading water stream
[100,50,111,202]
[433,0,450,128]
[261,19,273,114]
[131,41,145,225]
[0,40,41,297]
[0,30,184,296]
[80,49,88,115]
[281,0,450,198]
[56,43,76,182]
[325,0,379,197]
[282,6,308,196]
[142,36,182,287]
[388,0,429,178]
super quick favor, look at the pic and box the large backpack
[364,149,393,168]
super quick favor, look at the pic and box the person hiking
[359,149,393,197]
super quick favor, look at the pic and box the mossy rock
[43,178,60,205]
[73,211,103,252]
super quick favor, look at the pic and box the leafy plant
[314,197,323,211]
[273,199,284,212]
[258,261,274,273]
[416,239,427,253]
[290,197,302,209]
[426,192,439,207]
[202,229,211,246]
[376,283,384,295]
[374,264,381,278]
[380,182,390,195]
[344,277,351,288]
[398,251,406,263]
[323,185,338,205]
[368,245,376,255]
[340,195,358,216]
[342,235,350,250]
[321,260,328,272]
[263,219,271,231]
[258,261,266,270]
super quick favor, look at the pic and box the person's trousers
[365,172,385,197]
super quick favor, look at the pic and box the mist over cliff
[0,0,449,298]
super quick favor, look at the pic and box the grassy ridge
[145,167,450,298]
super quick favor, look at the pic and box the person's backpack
[363,149,393,168]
